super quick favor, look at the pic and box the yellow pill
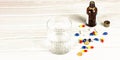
[79,25,82,28]
[79,24,85,28]
[84,41,90,45]
[100,37,104,40]
[77,52,83,56]
[87,46,91,49]
[94,32,98,36]
[81,49,85,53]
[79,38,82,40]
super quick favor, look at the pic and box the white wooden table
[0,0,119,60]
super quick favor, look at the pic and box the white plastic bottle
[47,16,72,55]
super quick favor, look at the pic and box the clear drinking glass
[47,16,72,55]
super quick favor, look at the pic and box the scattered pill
[79,40,83,44]
[101,39,104,43]
[88,39,92,42]
[92,31,98,36]
[79,25,83,28]
[90,33,94,36]
[84,50,88,52]
[92,31,96,35]
[103,32,108,35]
[82,39,87,42]
[75,33,79,36]
[90,46,94,49]
[100,37,104,40]
[94,32,98,36]
[79,38,82,40]
[100,37,104,43]
[87,46,91,49]
[75,19,108,56]
[79,24,85,28]
[84,40,90,45]
[94,38,99,41]
[79,25,82,28]
[81,49,85,53]
[82,25,85,27]
[82,46,87,49]
[77,52,83,56]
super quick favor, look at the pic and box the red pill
[90,46,94,49]
[79,40,83,44]
[92,31,95,35]
[84,50,88,52]
[82,25,85,27]
[101,39,104,43]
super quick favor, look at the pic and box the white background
[0,0,119,60]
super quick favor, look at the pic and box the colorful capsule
[81,49,85,53]
[82,25,85,27]
[79,24,85,28]
[87,46,94,49]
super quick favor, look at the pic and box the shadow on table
[69,14,86,24]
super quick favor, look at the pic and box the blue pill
[82,46,86,49]
[103,32,108,35]
[82,39,86,42]
[90,33,94,36]
[75,33,79,36]
[94,38,99,41]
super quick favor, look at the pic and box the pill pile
[75,24,108,56]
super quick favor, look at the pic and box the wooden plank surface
[0,0,119,60]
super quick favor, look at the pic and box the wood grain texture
[0,1,119,60]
